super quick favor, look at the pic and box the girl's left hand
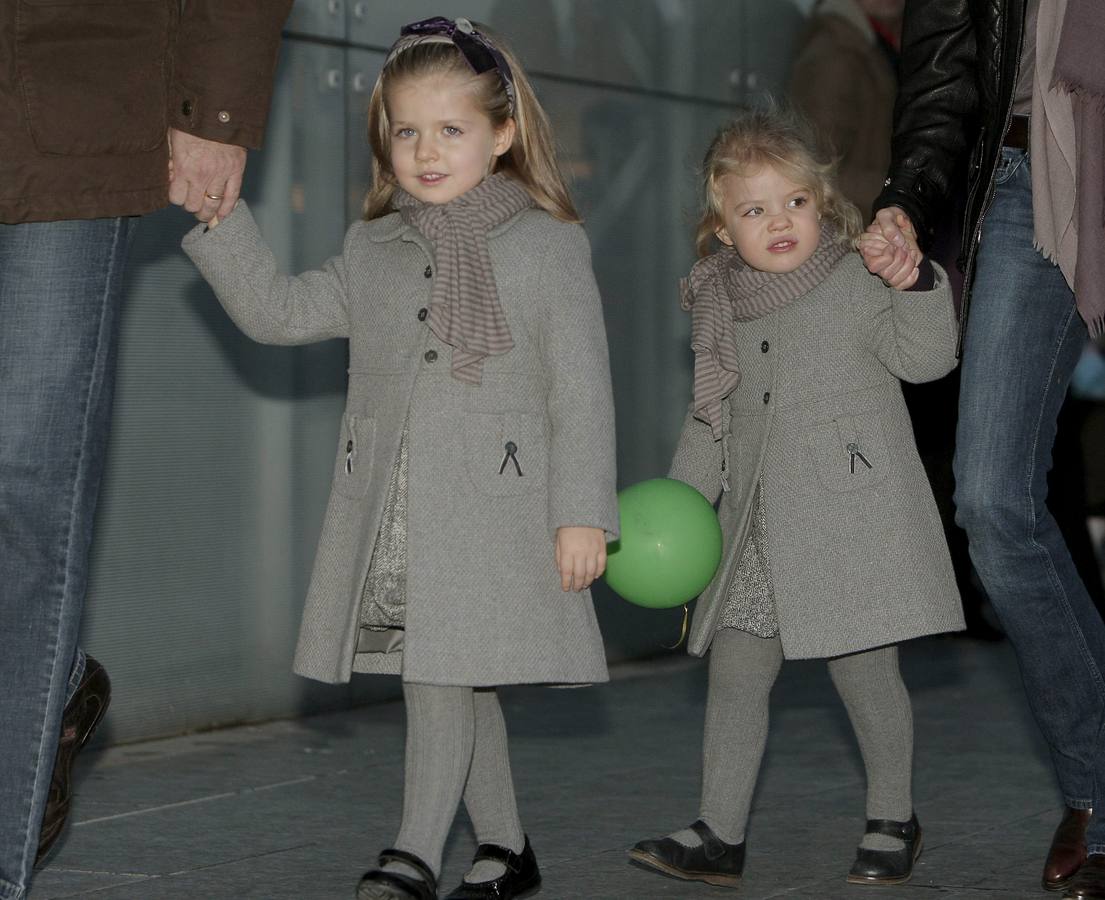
[857,233,919,290]
[554,526,607,592]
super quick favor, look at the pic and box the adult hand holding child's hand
[168,128,246,223]
[861,206,922,290]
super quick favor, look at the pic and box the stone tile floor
[31,636,1066,899]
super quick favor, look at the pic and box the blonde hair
[695,106,863,258]
[363,26,578,222]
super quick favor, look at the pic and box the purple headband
[386,17,517,114]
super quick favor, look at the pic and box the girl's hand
[869,206,922,266]
[555,526,607,592]
[857,233,920,290]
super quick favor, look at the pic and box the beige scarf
[1031,0,1105,337]
[394,173,533,384]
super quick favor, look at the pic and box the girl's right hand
[554,526,607,592]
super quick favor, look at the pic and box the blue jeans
[0,217,134,899]
[955,148,1105,852]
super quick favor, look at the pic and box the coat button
[424,349,438,363]
[417,307,428,321]
[424,265,432,278]
[763,391,770,404]
[217,110,231,124]
[181,99,194,116]
[761,340,769,352]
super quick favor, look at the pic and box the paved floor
[31,635,1068,899]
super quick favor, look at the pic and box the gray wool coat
[671,253,964,660]
[183,201,618,686]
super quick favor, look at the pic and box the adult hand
[167,129,246,223]
[868,206,922,266]
[554,526,607,592]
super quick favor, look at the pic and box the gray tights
[696,628,913,850]
[390,683,524,881]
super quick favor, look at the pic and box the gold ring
[205,192,223,201]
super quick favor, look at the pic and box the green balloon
[604,477,723,609]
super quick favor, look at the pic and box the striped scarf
[681,229,849,438]
[395,173,534,384]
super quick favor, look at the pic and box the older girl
[184,18,616,900]
[628,109,963,889]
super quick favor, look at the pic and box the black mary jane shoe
[445,835,542,899]
[357,848,438,900]
[846,813,923,885]
[627,820,745,888]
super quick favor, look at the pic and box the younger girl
[184,18,617,900]
[628,109,963,888]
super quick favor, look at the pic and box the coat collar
[366,206,531,245]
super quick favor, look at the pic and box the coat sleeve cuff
[549,508,620,543]
[873,175,940,250]
[170,83,266,149]
[905,257,937,292]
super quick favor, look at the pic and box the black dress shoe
[847,813,923,885]
[627,820,745,888]
[36,656,111,865]
[445,835,541,899]
[357,848,437,900]
[1065,854,1105,899]
[1045,807,1092,891]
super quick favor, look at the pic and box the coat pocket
[16,0,170,156]
[806,411,888,493]
[463,412,548,497]
[333,414,375,498]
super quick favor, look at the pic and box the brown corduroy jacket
[1,0,292,224]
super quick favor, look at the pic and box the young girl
[628,109,963,888]
[183,18,617,900]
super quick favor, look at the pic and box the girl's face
[715,165,820,274]
[387,74,515,205]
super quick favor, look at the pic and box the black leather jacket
[873,0,1027,313]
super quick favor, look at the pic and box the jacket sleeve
[182,201,350,345]
[538,223,620,540]
[668,406,725,506]
[872,0,978,244]
[865,261,959,384]
[169,0,294,148]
